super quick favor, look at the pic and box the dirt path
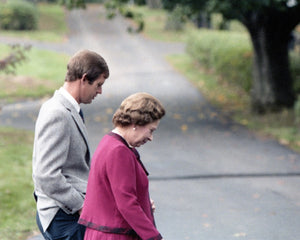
[1,4,300,240]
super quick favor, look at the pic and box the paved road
[1,4,300,240]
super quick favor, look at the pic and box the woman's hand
[150,199,156,212]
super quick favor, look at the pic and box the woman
[79,92,166,240]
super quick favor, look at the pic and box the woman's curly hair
[112,92,165,127]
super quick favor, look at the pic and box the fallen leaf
[106,108,113,114]
[94,116,102,122]
[198,113,205,119]
[241,119,248,125]
[233,232,246,237]
[209,112,217,118]
[173,113,181,120]
[203,223,211,228]
[252,193,260,199]
[181,124,188,132]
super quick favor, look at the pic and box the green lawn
[0,127,37,240]
[0,45,69,102]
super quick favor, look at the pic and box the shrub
[294,95,300,124]
[164,5,187,31]
[0,44,31,74]
[186,30,253,91]
[118,6,144,33]
[291,51,300,94]
[0,0,38,30]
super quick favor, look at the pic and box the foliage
[162,0,299,22]
[162,0,206,14]
[120,6,145,32]
[205,0,299,21]
[58,0,86,9]
[291,51,300,93]
[186,30,253,91]
[0,127,37,240]
[0,0,38,30]
[134,0,146,5]
[0,44,31,74]
[164,5,189,31]
[105,0,145,33]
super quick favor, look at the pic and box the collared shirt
[58,87,81,113]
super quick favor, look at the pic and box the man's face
[80,74,106,104]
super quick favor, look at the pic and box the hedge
[0,0,38,30]
[186,30,253,92]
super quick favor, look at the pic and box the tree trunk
[244,10,296,113]
[194,12,211,29]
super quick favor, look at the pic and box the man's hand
[78,208,82,215]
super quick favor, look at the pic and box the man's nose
[97,87,102,94]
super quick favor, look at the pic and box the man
[32,49,109,240]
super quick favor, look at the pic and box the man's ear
[81,73,87,82]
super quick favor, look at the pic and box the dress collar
[112,129,133,148]
[108,132,149,176]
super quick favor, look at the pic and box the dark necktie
[79,109,85,123]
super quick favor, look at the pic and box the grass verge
[0,127,37,240]
[167,54,300,153]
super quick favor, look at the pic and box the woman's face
[129,120,160,147]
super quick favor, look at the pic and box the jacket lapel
[54,91,91,157]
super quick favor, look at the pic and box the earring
[133,127,136,130]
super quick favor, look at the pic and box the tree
[162,0,300,113]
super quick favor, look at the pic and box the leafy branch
[0,44,31,74]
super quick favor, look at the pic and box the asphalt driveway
[1,4,300,240]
